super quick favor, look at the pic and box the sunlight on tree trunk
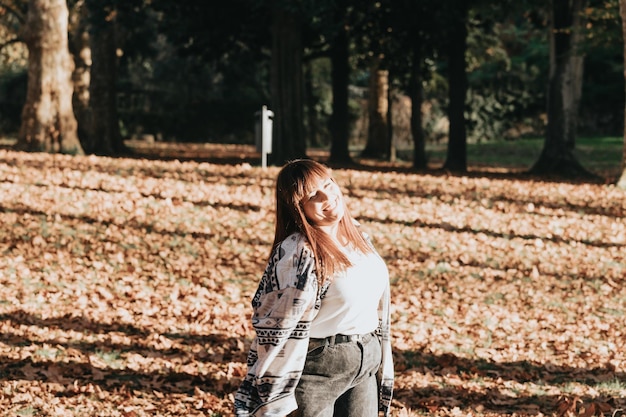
[17,0,83,155]
[619,0,626,188]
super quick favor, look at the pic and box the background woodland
[1,0,626,182]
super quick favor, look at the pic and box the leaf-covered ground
[0,147,625,417]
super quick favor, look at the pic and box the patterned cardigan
[234,233,394,416]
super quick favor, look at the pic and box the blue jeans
[289,332,382,417]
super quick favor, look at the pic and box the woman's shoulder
[276,232,313,259]
[264,233,317,291]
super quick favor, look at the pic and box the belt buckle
[336,334,358,344]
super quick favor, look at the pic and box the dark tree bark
[361,57,390,159]
[69,1,92,146]
[16,0,84,155]
[530,0,591,177]
[84,0,127,155]
[387,78,395,162]
[618,0,626,188]
[270,6,306,165]
[328,0,352,164]
[442,0,468,173]
[409,43,427,170]
[304,62,321,148]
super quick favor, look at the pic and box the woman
[234,159,393,417]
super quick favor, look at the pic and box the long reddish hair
[271,159,372,285]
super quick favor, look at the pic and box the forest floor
[0,143,625,416]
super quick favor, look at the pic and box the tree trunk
[16,0,84,155]
[328,0,352,164]
[304,61,321,148]
[442,0,468,173]
[69,1,92,146]
[361,58,389,159]
[85,1,127,155]
[269,6,306,165]
[618,0,626,188]
[409,42,427,170]
[387,80,395,162]
[530,0,592,177]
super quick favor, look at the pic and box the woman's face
[301,176,345,228]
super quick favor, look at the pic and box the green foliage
[465,9,549,141]
[582,0,622,49]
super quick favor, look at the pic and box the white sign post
[255,105,273,168]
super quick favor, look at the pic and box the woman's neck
[320,223,348,247]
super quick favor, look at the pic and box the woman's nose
[317,190,332,201]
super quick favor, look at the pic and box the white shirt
[309,247,389,338]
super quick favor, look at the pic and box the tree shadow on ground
[0,310,249,361]
[357,214,626,249]
[1,308,624,415]
[0,202,268,247]
[0,310,248,396]
[3,148,622,220]
[392,348,625,415]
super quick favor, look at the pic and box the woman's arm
[235,235,320,416]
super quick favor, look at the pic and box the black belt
[309,332,370,347]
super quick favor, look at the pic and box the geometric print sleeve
[376,278,394,416]
[365,232,394,417]
[234,234,321,416]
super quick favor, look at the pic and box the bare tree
[16,0,83,154]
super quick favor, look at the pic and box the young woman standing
[234,159,393,417]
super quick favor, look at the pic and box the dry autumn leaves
[0,147,625,417]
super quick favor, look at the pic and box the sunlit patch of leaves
[1,148,625,416]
